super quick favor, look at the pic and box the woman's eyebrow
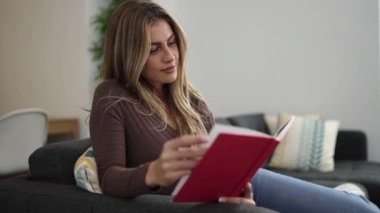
[167,34,175,41]
[151,34,175,45]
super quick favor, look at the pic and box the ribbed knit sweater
[90,80,214,197]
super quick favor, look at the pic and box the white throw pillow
[264,113,320,135]
[264,114,278,136]
[268,113,339,172]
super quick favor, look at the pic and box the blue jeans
[252,169,380,213]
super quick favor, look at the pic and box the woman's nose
[162,46,175,63]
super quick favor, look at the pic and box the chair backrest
[0,108,48,176]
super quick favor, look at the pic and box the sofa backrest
[335,130,367,161]
[27,116,368,185]
[226,113,270,135]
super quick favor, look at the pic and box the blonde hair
[103,0,207,135]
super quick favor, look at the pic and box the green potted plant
[90,0,127,80]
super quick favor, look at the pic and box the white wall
[84,0,112,137]
[1,0,379,162]
[163,0,380,161]
[0,0,90,137]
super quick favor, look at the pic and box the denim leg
[251,169,380,213]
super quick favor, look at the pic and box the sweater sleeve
[89,81,162,197]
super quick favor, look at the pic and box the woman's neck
[152,84,168,103]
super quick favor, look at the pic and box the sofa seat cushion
[267,161,380,206]
[268,161,380,182]
[0,177,277,213]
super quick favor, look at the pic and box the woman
[90,0,380,212]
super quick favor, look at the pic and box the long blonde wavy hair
[102,0,207,135]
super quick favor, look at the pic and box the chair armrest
[334,130,367,161]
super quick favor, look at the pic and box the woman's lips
[161,65,176,73]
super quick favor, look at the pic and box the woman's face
[141,19,179,91]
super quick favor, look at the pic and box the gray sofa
[216,113,380,207]
[1,112,379,212]
[0,138,276,213]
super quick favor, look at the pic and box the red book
[172,117,295,203]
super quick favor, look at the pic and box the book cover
[171,117,295,203]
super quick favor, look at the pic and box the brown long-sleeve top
[89,80,215,197]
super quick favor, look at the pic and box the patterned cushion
[264,113,320,135]
[263,114,279,136]
[268,113,339,172]
[74,146,102,193]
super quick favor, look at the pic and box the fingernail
[219,197,225,203]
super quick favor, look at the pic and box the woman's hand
[146,135,208,187]
[219,183,256,206]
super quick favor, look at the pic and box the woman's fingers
[147,135,208,187]
[218,183,255,206]
[219,196,256,206]
[165,135,208,150]
[153,158,200,185]
[169,146,207,160]
[161,157,200,171]
[161,136,208,161]
[244,183,254,199]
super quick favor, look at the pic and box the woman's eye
[169,40,177,46]
[150,47,159,53]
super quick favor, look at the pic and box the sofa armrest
[28,138,91,184]
[334,130,367,161]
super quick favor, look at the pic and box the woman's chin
[164,72,177,84]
